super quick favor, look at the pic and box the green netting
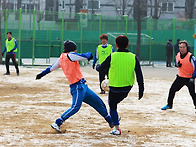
[1,9,196,65]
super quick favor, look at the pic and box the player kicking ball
[161,41,196,113]
[36,40,113,133]
[96,35,144,135]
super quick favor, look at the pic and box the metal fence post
[124,15,128,36]
[80,12,83,53]
[173,18,176,65]
[61,11,64,53]
[5,9,8,38]
[149,17,152,65]
[32,9,36,65]
[99,14,102,44]
[18,8,21,66]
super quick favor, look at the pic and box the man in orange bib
[36,40,113,133]
[161,41,196,113]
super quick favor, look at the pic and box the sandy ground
[0,63,196,147]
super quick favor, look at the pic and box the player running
[161,40,196,113]
[96,35,144,135]
[36,40,113,133]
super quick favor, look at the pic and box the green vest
[98,44,112,64]
[109,52,136,87]
[6,38,17,52]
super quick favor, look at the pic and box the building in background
[0,0,195,21]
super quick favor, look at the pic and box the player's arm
[10,39,17,52]
[96,55,111,72]
[135,56,144,100]
[67,52,93,62]
[92,47,98,69]
[2,46,6,55]
[36,58,61,80]
[190,55,196,78]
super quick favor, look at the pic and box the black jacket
[166,42,173,57]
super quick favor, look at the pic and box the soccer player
[96,35,144,135]
[2,32,19,76]
[161,40,196,113]
[36,40,113,133]
[92,34,114,94]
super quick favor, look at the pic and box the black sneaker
[100,91,105,94]
[17,73,19,76]
[3,73,10,75]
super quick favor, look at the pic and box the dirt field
[0,64,196,147]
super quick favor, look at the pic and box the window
[87,0,100,10]
[161,2,174,12]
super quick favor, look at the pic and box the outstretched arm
[67,52,93,62]
[36,58,61,80]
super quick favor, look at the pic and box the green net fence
[1,9,196,65]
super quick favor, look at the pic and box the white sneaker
[51,123,62,133]
[110,129,121,135]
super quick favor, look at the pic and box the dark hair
[179,40,190,51]
[115,35,129,48]
[177,39,180,42]
[169,39,172,42]
[100,34,108,40]
[63,40,77,53]
[7,32,12,35]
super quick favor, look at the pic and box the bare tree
[133,0,147,59]
[149,0,162,19]
[37,11,44,30]
[112,0,133,17]
[185,0,195,19]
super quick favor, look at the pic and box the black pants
[167,75,196,108]
[5,53,19,74]
[166,56,172,67]
[99,69,108,91]
[109,90,130,111]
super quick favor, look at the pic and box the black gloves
[138,85,144,100]
[92,64,95,69]
[88,54,93,61]
[176,61,182,67]
[36,73,44,80]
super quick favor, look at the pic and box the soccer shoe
[161,105,172,110]
[110,129,121,135]
[3,72,10,75]
[51,123,62,133]
[17,73,19,76]
[100,91,105,94]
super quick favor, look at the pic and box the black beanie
[63,40,77,53]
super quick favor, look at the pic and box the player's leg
[99,70,106,94]
[4,54,11,75]
[83,86,113,127]
[162,76,185,110]
[108,91,129,135]
[11,54,19,75]
[52,84,86,132]
[186,79,196,110]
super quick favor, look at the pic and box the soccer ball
[101,79,109,92]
